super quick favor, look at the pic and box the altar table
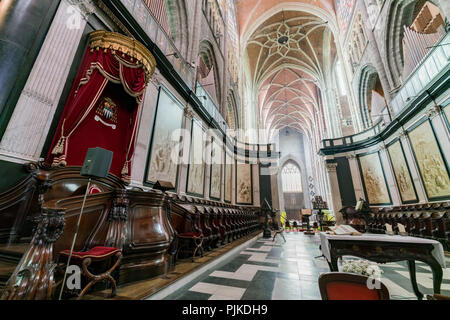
[320,232,446,300]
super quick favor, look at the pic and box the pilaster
[0,0,90,162]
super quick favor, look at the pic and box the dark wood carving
[361,202,449,250]
[0,162,262,299]
[1,207,65,300]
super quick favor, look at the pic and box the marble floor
[164,232,450,300]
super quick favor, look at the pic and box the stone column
[378,144,401,206]
[130,72,162,187]
[325,161,343,224]
[204,136,212,199]
[0,0,93,163]
[346,153,365,201]
[270,171,281,212]
[252,163,260,207]
[0,0,60,127]
[428,105,450,162]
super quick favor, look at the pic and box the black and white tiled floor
[164,232,450,300]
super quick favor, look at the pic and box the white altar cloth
[320,232,446,268]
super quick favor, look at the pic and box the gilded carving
[89,31,156,83]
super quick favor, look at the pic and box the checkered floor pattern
[164,232,450,300]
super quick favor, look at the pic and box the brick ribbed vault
[243,9,337,141]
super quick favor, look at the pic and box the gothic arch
[165,0,189,57]
[356,64,386,129]
[277,153,311,211]
[197,40,222,105]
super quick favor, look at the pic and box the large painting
[209,138,222,200]
[387,140,418,203]
[358,152,392,205]
[187,119,205,196]
[145,87,184,187]
[236,162,252,205]
[224,151,233,203]
[443,104,450,130]
[408,119,450,201]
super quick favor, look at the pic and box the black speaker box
[80,147,113,178]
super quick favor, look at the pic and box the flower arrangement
[342,259,384,279]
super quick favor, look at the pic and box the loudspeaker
[80,147,113,178]
[153,180,175,193]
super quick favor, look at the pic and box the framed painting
[443,103,450,131]
[236,162,253,205]
[209,137,222,200]
[386,139,418,204]
[186,119,206,197]
[224,151,233,203]
[357,151,392,206]
[407,118,450,201]
[144,86,184,188]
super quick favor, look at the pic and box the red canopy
[47,46,149,182]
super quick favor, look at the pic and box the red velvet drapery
[47,47,147,182]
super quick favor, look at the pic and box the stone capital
[398,129,408,140]
[325,162,338,172]
[184,106,195,119]
[67,0,96,19]
[426,104,442,119]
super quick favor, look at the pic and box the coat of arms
[95,97,118,129]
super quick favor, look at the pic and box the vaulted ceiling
[236,0,335,38]
[242,7,338,138]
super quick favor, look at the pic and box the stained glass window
[282,163,303,193]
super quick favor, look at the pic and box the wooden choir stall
[0,31,262,300]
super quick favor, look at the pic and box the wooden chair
[318,272,390,300]
[58,247,122,300]
[176,232,204,262]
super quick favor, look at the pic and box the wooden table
[320,233,446,300]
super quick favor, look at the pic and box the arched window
[282,163,302,193]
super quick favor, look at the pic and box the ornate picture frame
[209,136,222,200]
[357,151,392,206]
[407,117,450,201]
[386,139,418,204]
[186,118,206,197]
[144,86,184,189]
[442,100,450,131]
[224,150,233,203]
[236,161,253,205]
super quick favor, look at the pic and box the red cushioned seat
[318,272,390,300]
[60,246,121,262]
[326,282,382,300]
